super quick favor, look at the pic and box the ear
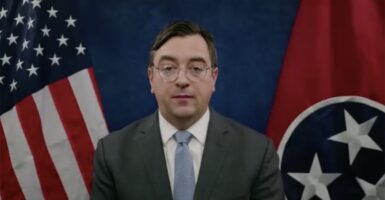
[148,67,154,94]
[211,67,218,92]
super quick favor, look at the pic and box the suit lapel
[137,113,173,199]
[194,111,229,200]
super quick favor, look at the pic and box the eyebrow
[158,55,208,64]
[189,57,207,64]
[158,55,177,63]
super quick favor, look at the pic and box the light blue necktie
[174,131,195,200]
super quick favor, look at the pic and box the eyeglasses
[152,64,212,82]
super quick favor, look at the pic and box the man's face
[148,34,218,123]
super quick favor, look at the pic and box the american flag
[0,0,108,199]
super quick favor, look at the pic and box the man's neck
[160,109,208,130]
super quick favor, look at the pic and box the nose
[175,69,190,88]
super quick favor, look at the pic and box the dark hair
[149,21,217,68]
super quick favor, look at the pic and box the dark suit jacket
[91,110,284,200]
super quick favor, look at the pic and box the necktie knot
[174,131,192,144]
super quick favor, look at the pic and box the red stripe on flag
[88,67,106,118]
[49,78,95,193]
[15,96,68,200]
[0,123,25,200]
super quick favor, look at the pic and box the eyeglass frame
[150,64,215,82]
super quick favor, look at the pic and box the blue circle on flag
[279,97,385,200]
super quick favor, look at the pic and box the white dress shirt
[159,108,209,192]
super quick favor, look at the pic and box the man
[91,21,284,200]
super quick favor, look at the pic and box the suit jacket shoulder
[91,112,172,200]
[214,112,271,143]
[194,111,284,200]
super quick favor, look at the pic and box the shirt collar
[159,108,210,146]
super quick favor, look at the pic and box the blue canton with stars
[0,0,91,115]
[280,99,385,200]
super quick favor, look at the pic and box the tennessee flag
[267,0,384,199]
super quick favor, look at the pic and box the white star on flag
[6,33,18,45]
[41,25,51,37]
[31,0,42,9]
[76,43,86,55]
[288,154,341,200]
[65,15,77,27]
[329,110,382,165]
[47,6,58,18]
[0,76,4,85]
[33,44,44,56]
[22,0,29,5]
[16,59,24,70]
[26,64,39,77]
[57,34,69,46]
[10,79,18,92]
[49,54,61,66]
[0,7,7,19]
[22,39,30,50]
[27,18,35,29]
[356,174,385,200]
[14,13,24,25]
[0,53,11,66]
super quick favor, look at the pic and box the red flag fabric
[267,0,384,199]
[0,0,108,199]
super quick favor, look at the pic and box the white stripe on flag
[68,69,109,148]
[0,107,44,200]
[33,86,89,200]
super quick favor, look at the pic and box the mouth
[172,94,194,99]
[172,94,194,105]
